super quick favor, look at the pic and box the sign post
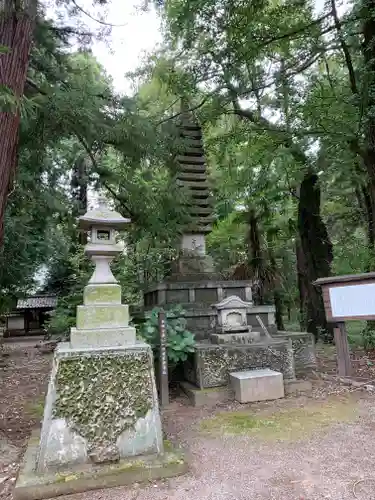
[315,272,375,377]
[158,310,169,407]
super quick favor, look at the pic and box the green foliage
[362,324,375,351]
[140,306,195,364]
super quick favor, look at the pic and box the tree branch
[70,0,127,27]
[155,95,211,125]
[330,0,358,95]
[254,13,332,49]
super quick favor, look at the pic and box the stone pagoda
[143,108,316,406]
[172,107,215,278]
[15,200,186,500]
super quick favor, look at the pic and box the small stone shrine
[15,199,186,500]
[210,296,261,344]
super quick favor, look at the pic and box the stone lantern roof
[78,198,130,231]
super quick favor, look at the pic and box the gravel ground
[59,395,375,500]
[2,341,375,500]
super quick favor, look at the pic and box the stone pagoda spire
[173,103,215,277]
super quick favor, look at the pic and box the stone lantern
[34,197,164,476]
[70,198,135,348]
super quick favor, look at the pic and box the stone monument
[15,199,186,500]
[172,106,215,278]
[143,107,316,407]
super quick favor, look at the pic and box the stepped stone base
[14,431,187,500]
[37,342,163,472]
[180,379,312,407]
[76,304,129,330]
[70,326,136,348]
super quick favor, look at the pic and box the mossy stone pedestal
[37,342,163,471]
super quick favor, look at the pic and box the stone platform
[180,379,312,407]
[15,431,187,500]
[184,340,296,389]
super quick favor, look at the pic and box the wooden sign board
[315,272,375,377]
[316,272,375,322]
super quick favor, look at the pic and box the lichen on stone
[54,351,153,451]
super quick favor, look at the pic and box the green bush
[139,306,195,365]
[362,324,375,351]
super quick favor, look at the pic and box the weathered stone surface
[230,369,284,403]
[180,381,234,407]
[70,326,136,348]
[37,342,163,472]
[184,340,295,389]
[88,444,120,464]
[274,331,317,374]
[83,284,121,305]
[211,331,261,344]
[15,430,187,500]
[76,304,129,330]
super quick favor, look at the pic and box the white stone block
[70,326,136,348]
[230,368,284,403]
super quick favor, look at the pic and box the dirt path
[2,342,375,500]
[0,339,51,500]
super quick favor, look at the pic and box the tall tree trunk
[362,1,375,262]
[0,0,36,246]
[297,171,333,341]
[273,290,285,330]
[247,208,264,305]
[71,154,88,245]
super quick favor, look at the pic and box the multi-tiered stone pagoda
[143,105,316,407]
[172,108,215,277]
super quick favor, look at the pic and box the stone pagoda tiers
[15,200,186,500]
[143,108,271,339]
[173,106,215,277]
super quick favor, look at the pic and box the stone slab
[70,326,136,348]
[230,369,284,403]
[14,431,187,500]
[37,342,163,472]
[211,331,261,344]
[180,381,234,407]
[76,304,129,329]
[83,284,121,305]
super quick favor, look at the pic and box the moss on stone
[163,439,173,452]
[54,473,80,483]
[200,395,358,441]
[54,352,153,450]
[26,397,45,419]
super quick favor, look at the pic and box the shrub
[139,306,195,365]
